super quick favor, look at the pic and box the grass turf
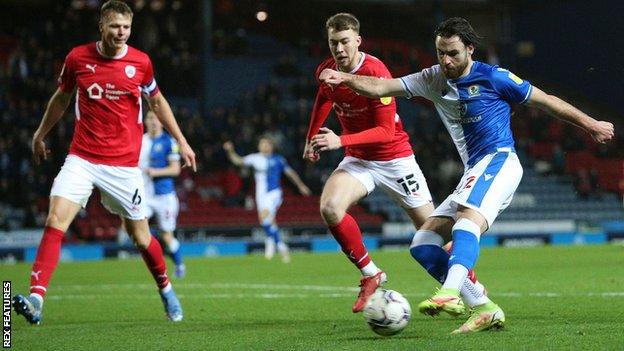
[3,244,624,350]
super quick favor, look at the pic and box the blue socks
[262,224,281,244]
[448,218,481,270]
[410,244,449,283]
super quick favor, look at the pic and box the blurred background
[1,0,623,261]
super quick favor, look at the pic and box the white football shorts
[145,192,179,232]
[432,150,523,227]
[50,155,147,220]
[255,188,283,224]
[336,155,432,209]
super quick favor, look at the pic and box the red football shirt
[58,42,160,167]
[307,53,413,161]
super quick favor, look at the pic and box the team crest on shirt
[125,65,136,78]
[468,85,481,97]
[380,97,392,105]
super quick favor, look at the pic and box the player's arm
[146,92,197,171]
[148,160,181,178]
[32,88,73,164]
[222,141,245,167]
[526,86,614,143]
[284,167,311,196]
[304,90,333,162]
[319,69,407,98]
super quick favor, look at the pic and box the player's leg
[125,218,182,321]
[408,198,490,318]
[13,155,93,325]
[258,208,277,260]
[97,165,182,321]
[320,161,384,313]
[258,190,289,262]
[13,196,83,325]
[156,194,185,277]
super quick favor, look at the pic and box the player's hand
[303,141,320,163]
[319,68,345,87]
[589,120,614,143]
[31,135,51,165]
[310,127,342,152]
[179,141,197,172]
[223,141,234,152]
[298,184,312,196]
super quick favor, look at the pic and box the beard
[441,58,469,79]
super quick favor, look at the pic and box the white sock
[277,242,289,255]
[29,293,43,306]
[442,264,468,291]
[360,261,381,277]
[168,237,180,253]
[160,282,172,293]
[461,279,490,307]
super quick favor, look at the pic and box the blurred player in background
[13,0,196,324]
[305,13,435,313]
[320,17,614,332]
[141,111,186,278]
[224,137,311,263]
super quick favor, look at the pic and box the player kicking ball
[320,17,613,332]
[13,1,196,324]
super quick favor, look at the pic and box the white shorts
[50,155,146,220]
[145,192,179,232]
[432,151,523,227]
[337,155,432,209]
[256,188,283,224]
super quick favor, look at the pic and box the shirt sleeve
[167,137,181,162]
[280,156,292,173]
[57,51,76,93]
[141,55,160,97]
[399,66,437,99]
[339,63,397,147]
[306,89,333,140]
[242,154,256,168]
[490,67,533,104]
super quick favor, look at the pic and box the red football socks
[329,213,371,269]
[139,236,170,290]
[29,226,64,298]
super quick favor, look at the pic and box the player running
[13,1,196,324]
[140,111,186,278]
[223,137,311,262]
[319,17,614,332]
[305,13,437,313]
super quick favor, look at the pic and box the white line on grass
[49,282,624,299]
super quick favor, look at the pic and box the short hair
[100,0,133,21]
[434,17,482,47]
[326,13,360,34]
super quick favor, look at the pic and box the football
[363,289,412,336]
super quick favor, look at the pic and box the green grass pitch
[3,245,624,350]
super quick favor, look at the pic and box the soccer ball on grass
[362,289,411,336]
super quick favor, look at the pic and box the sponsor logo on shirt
[508,72,523,84]
[380,96,392,105]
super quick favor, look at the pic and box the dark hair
[435,17,482,47]
[326,13,360,34]
[100,0,133,20]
